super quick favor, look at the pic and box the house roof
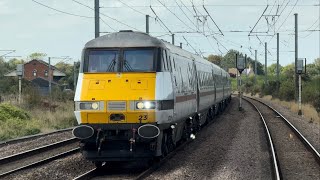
[31,77,59,87]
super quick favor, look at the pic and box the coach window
[123,49,155,72]
[172,58,176,70]
[166,51,172,72]
[162,50,167,71]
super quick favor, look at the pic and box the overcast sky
[0,0,319,66]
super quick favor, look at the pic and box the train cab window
[86,50,119,72]
[123,49,155,72]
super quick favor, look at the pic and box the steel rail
[243,97,281,180]
[72,140,191,180]
[73,100,232,180]
[245,96,320,163]
[73,167,99,180]
[0,148,80,178]
[0,127,74,147]
[0,137,77,164]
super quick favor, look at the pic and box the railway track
[73,139,192,180]
[0,137,79,178]
[0,127,73,147]
[244,96,320,180]
[73,101,232,180]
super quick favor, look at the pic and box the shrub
[0,103,40,141]
[302,77,320,112]
[0,103,30,121]
[0,118,40,141]
[261,80,278,97]
[278,80,295,101]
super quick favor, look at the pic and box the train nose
[72,125,94,139]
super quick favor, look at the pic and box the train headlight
[135,101,156,110]
[76,101,104,111]
[144,101,151,109]
[91,102,99,110]
[136,102,144,109]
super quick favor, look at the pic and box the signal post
[297,58,306,115]
[236,54,247,111]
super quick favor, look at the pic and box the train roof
[85,30,166,48]
[84,31,228,75]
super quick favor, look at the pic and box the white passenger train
[73,30,231,165]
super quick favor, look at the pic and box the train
[72,30,231,166]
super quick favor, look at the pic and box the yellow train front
[73,30,231,165]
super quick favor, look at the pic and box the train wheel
[94,161,103,168]
[161,133,168,157]
[166,132,176,152]
[182,123,189,141]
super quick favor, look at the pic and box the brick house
[5,59,66,95]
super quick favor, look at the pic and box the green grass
[0,103,40,141]
[0,99,76,141]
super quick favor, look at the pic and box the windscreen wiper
[106,54,117,71]
[124,59,133,71]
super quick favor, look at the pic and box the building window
[44,70,48,77]
[33,69,37,77]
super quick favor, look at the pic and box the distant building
[229,64,255,78]
[4,59,66,95]
[228,68,238,78]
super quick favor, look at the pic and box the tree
[206,55,222,66]
[7,58,25,69]
[55,61,80,90]
[28,52,47,60]
[221,49,264,75]
[281,63,295,79]
[268,63,282,76]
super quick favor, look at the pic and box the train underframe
[79,96,231,166]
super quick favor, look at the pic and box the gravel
[254,97,320,152]
[146,97,272,180]
[5,153,95,180]
[249,98,320,179]
[0,131,74,158]
[3,96,318,180]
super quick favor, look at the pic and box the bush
[0,103,40,141]
[302,77,320,112]
[0,103,30,121]
[278,80,295,101]
[0,118,40,141]
[23,87,42,108]
[261,80,278,97]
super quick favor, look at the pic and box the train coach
[72,30,231,166]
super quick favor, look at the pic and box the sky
[0,0,319,66]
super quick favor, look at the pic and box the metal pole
[236,70,239,91]
[277,33,280,94]
[265,42,267,85]
[146,15,149,34]
[172,34,175,45]
[180,42,182,48]
[298,74,302,115]
[95,0,100,38]
[48,57,51,96]
[294,13,298,102]
[239,73,242,111]
[18,76,21,104]
[255,50,257,83]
